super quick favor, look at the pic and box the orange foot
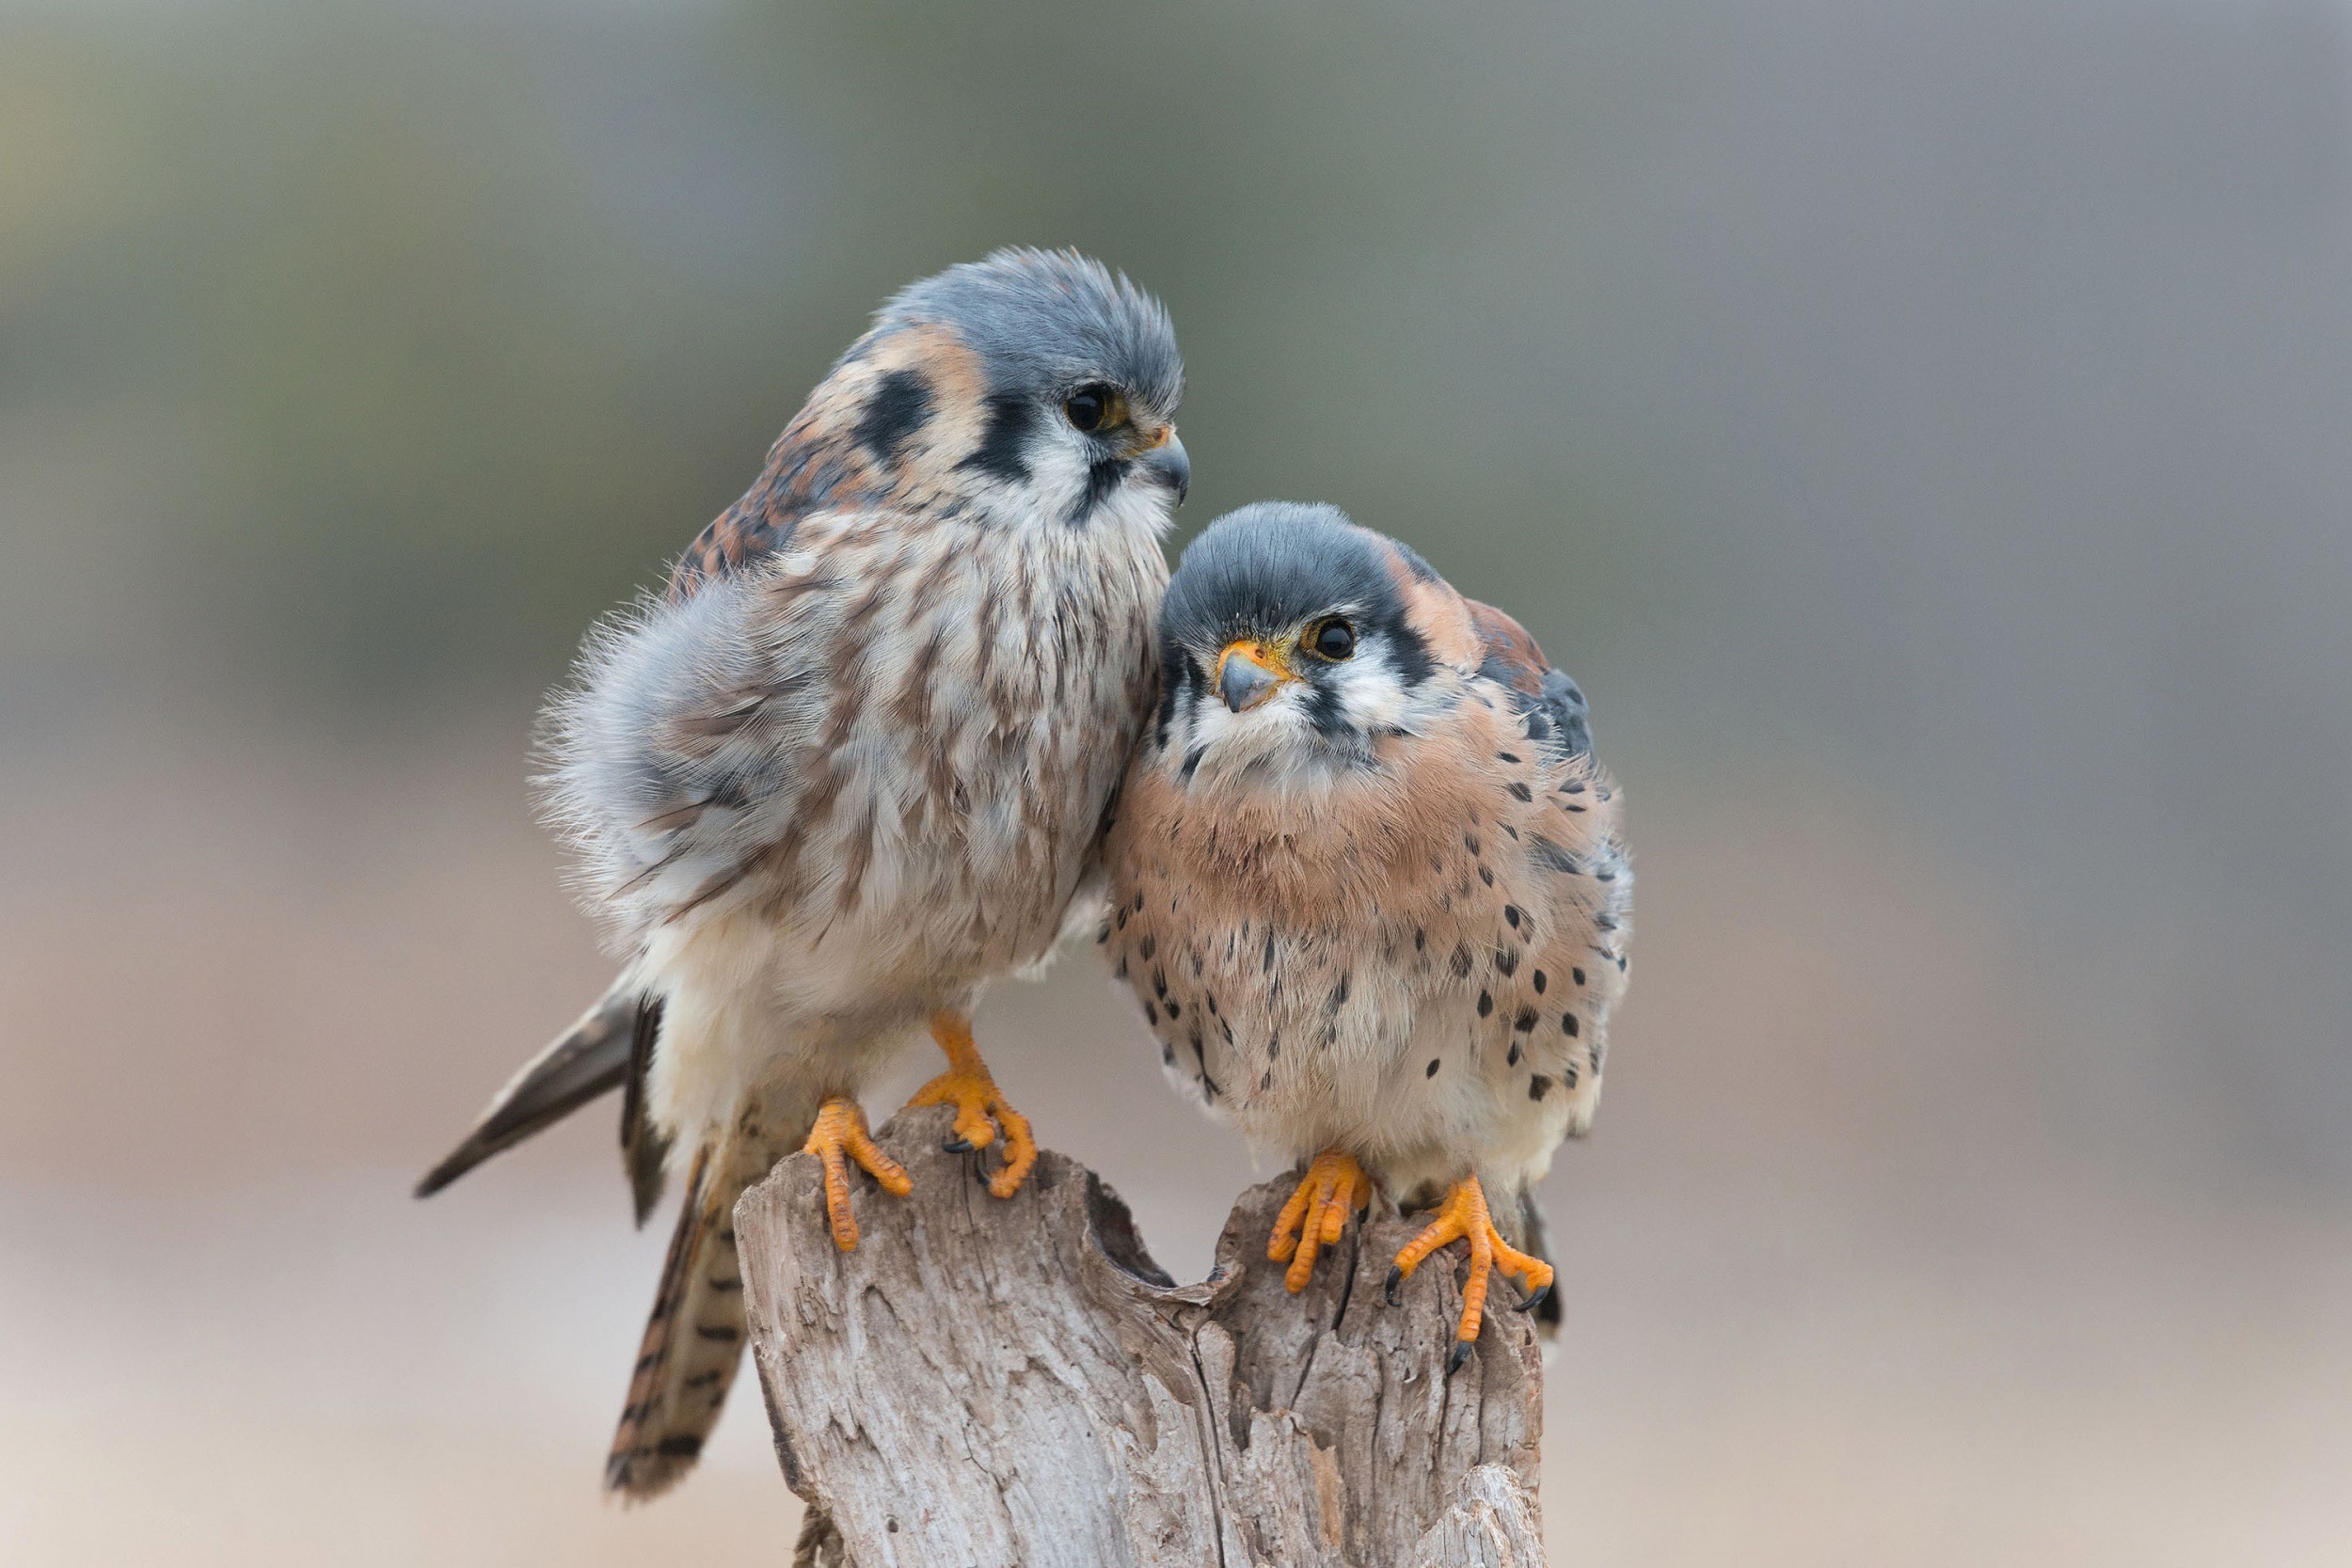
[802,1097,912,1251]
[1385,1175,1554,1373]
[903,1011,1038,1200]
[1267,1149,1374,1292]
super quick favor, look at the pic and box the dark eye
[1063,383,1124,435]
[1308,619,1357,660]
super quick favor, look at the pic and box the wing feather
[415,973,642,1198]
[1464,597,1592,762]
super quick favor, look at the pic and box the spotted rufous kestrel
[1101,501,1630,1370]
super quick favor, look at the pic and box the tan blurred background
[6,2,2351,1563]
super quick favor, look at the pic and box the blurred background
[5,0,2349,1562]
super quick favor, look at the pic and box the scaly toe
[909,1071,1000,1151]
[818,1165,858,1250]
[983,1102,1037,1199]
[850,1139,911,1198]
[910,1070,1039,1199]
[1266,1150,1370,1294]
[802,1098,908,1251]
[1282,1232,1325,1293]
[1269,1182,1314,1266]
[1391,1176,1534,1360]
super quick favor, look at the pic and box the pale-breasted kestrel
[419,250,1187,1497]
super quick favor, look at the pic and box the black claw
[1447,1340,1473,1375]
[1384,1265,1404,1307]
[1514,1282,1552,1314]
[943,1136,974,1153]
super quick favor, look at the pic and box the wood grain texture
[739,1106,1548,1567]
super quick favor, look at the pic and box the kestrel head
[1154,502,1480,782]
[824,247,1187,531]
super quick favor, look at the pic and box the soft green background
[6,3,2349,1562]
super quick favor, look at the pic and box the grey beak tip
[1150,436,1191,506]
[1218,657,1278,713]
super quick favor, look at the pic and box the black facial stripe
[961,393,1034,483]
[1070,456,1131,528]
[1385,619,1435,687]
[853,368,933,465]
[1155,642,1200,747]
[1304,675,1352,739]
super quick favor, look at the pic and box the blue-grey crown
[874,248,1183,415]
[1161,502,1432,653]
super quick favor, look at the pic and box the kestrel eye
[1308,619,1357,661]
[1063,384,1124,435]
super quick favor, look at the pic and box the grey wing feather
[414,973,643,1198]
[1533,668,1591,760]
[1498,665,1590,763]
[540,566,838,942]
[1463,598,1592,762]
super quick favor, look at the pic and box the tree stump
[739,1105,1549,1567]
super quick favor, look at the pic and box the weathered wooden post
[739,1105,1549,1566]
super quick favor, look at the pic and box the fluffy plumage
[1102,501,1630,1353]
[422,249,1185,1498]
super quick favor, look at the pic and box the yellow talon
[1267,1148,1373,1292]
[905,1011,1039,1199]
[801,1097,912,1251]
[1387,1175,1552,1368]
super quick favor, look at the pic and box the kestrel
[1101,501,1630,1369]
[418,250,1187,1497]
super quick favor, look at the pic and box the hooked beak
[1139,427,1189,506]
[1216,640,1294,713]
